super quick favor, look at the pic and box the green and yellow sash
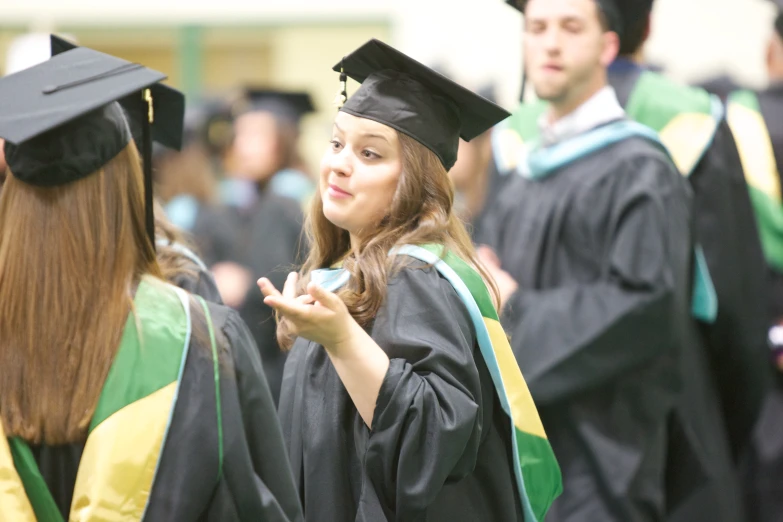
[0,276,220,521]
[493,70,723,178]
[726,89,783,273]
[625,71,723,176]
[313,245,563,521]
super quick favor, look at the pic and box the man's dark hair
[619,15,650,56]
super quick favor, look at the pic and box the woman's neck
[349,233,361,253]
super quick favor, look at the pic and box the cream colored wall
[646,0,776,88]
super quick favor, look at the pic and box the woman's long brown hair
[0,144,160,444]
[277,132,499,349]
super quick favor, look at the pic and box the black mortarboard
[232,88,315,125]
[334,39,510,170]
[50,34,185,151]
[0,42,179,246]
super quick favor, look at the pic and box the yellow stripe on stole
[658,113,716,176]
[485,317,548,440]
[0,428,37,522]
[727,102,782,202]
[70,382,177,521]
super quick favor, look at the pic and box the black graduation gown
[739,84,783,522]
[468,156,506,244]
[278,264,524,522]
[480,136,744,522]
[157,240,224,304]
[193,187,304,405]
[170,266,223,303]
[31,301,304,521]
[757,83,783,322]
[610,67,771,460]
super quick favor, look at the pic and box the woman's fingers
[282,272,299,300]
[307,282,341,310]
[257,277,282,298]
[264,294,309,321]
[296,294,316,306]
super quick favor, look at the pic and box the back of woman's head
[278,130,497,349]
[0,142,160,444]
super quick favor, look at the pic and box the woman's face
[320,111,402,237]
[231,111,281,182]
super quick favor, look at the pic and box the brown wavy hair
[0,144,161,444]
[277,132,499,349]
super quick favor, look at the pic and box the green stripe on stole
[398,245,563,522]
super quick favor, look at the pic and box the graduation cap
[333,39,510,170]
[51,35,185,151]
[231,88,315,125]
[0,41,181,247]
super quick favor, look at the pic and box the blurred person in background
[0,45,302,522]
[499,0,770,498]
[725,1,783,519]
[156,98,231,232]
[608,0,771,476]
[155,200,223,304]
[444,79,504,239]
[481,0,746,520]
[192,89,308,405]
[219,88,316,208]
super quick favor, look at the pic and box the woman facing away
[259,39,562,522]
[0,45,302,521]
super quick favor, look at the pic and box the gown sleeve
[500,155,685,405]
[218,308,304,522]
[362,266,484,520]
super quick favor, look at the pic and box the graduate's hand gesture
[258,272,357,351]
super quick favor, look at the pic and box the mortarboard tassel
[334,59,348,108]
[142,88,156,251]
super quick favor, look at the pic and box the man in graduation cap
[479,0,746,520]
[496,0,771,475]
[725,2,783,519]
[0,41,302,521]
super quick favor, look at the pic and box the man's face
[524,0,617,105]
